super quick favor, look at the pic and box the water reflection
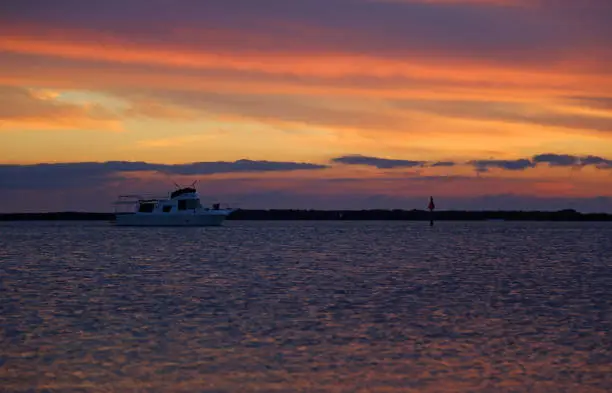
[1,221,611,392]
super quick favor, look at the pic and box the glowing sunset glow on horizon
[1,0,612,212]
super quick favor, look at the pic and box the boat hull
[114,212,230,227]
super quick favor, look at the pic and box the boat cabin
[114,186,225,215]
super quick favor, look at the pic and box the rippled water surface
[1,220,612,392]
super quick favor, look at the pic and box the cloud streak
[330,153,612,171]
[431,161,456,167]
[331,155,427,168]
[3,152,609,192]
[0,85,121,131]
[470,158,535,172]
[0,160,330,189]
[2,0,612,83]
[533,153,612,169]
[4,0,611,57]
[472,153,612,172]
[395,99,612,133]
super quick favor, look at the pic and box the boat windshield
[178,199,201,210]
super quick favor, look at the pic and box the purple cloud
[532,154,579,167]
[469,153,612,172]
[533,154,612,169]
[431,161,456,167]
[2,0,611,68]
[469,158,535,172]
[332,155,426,168]
[0,160,330,190]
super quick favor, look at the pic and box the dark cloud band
[331,155,426,168]
[330,153,612,171]
[0,160,330,189]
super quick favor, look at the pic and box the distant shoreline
[1,210,611,221]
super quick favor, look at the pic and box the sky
[1,0,612,212]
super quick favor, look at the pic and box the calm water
[1,221,611,392]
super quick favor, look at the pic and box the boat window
[185,199,200,209]
[178,199,200,210]
[162,205,172,213]
[138,203,155,213]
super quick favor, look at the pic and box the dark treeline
[229,209,612,221]
[0,212,115,221]
[1,209,611,221]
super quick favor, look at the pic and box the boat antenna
[190,180,197,188]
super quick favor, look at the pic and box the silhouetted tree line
[227,209,611,221]
[1,209,611,221]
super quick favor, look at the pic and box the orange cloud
[1,30,610,93]
[1,21,611,171]
[0,86,122,131]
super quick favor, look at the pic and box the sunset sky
[1,0,612,212]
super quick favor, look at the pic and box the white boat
[113,185,235,227]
